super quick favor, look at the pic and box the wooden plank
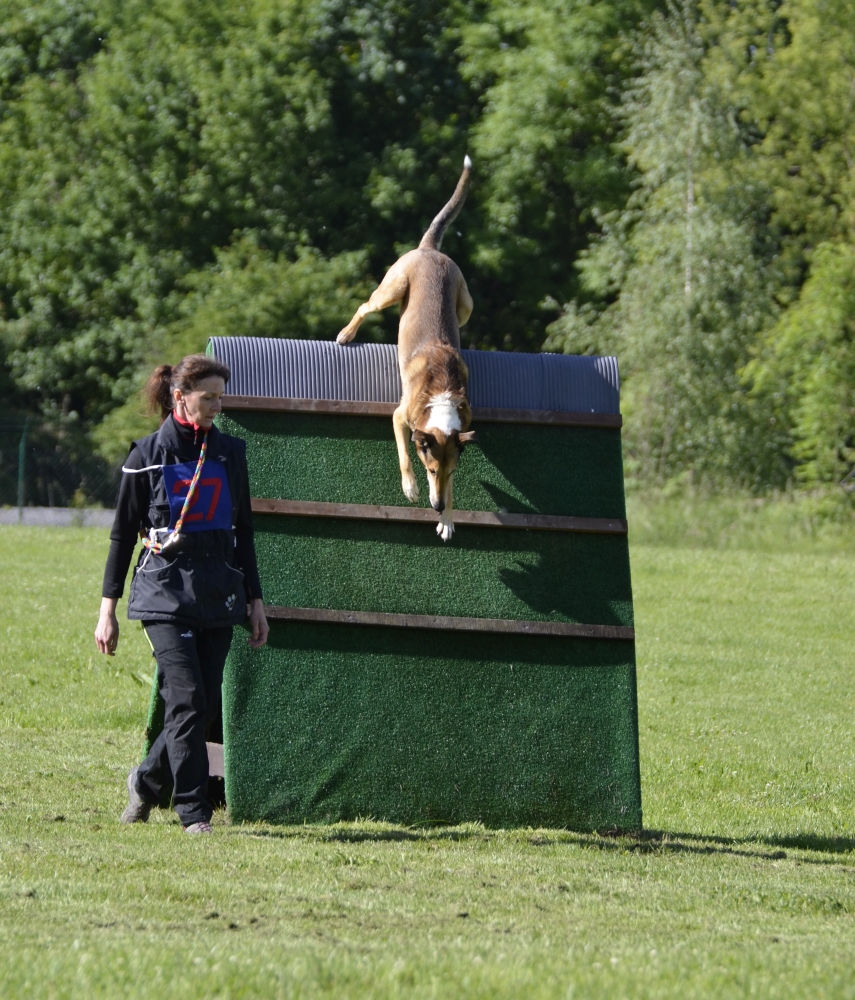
[222,395,395,417]
[472,406,622,428]
[251,497,627,535]
[222,394,622,428]
[263,604,635,640]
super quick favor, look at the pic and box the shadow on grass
[563,828,855,866]
[645,830,855,858]
[234,824,855,863]
[235,825,489,844]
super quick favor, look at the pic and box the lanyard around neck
[142,432,209,554]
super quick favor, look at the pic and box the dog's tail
[418,155,472,251]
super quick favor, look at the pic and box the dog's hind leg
[393,404,419,502]
[456,279,473,328]
[336,259,409,344]
[436,475,454,542]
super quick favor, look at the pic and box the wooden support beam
[472,406,622,428]
[263,604,635,640]
[222,394,622,428]
[251,497,627,535]
[224,395,395,417]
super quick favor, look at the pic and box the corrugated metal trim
[208,337,620,413]
[208,338,402,403]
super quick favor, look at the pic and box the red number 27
[172,477,222,522]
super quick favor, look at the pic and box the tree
[0,0,656,454]
[746,241,855,487]
[545,0,785,487]
[711,0,855,487]
[457,0,659,349]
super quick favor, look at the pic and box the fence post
[17,417,28,524]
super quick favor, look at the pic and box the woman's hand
[95,597,120,655]
[248,598,269,649]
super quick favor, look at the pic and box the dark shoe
[120,766,152,824]
[183,821,213,834]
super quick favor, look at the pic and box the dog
[336,156,476,542]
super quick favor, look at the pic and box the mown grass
[1,517,855,999]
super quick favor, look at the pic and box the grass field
[1,512,855,999]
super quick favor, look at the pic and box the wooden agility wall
[197,337,641,831]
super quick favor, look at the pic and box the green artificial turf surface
[212,408,638,829]
[2,518,855,998]
[252,515,634,625]
[219,412,627,518]
[224,626,640,829]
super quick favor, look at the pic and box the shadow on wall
[256,516,634,626]
[497,549,633,626]
[472,424,628,519]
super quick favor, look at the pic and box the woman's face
[173,376,226,429]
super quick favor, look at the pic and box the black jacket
[102,415,263,628]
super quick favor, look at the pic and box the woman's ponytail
[145,364,175,423]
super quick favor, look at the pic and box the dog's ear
[457,430,478,448]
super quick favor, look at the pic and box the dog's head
[411,428,477,512]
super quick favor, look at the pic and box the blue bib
[161,459,232,532]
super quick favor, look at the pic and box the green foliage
[709,0,855,487]
[747,242,855,485]
[89,391,158,466]
[0,0,651,438]
[545,1,785,488]
[752,0,855,255]
[747,0,855,483]
[458,0,654,348]
[172,241,377,349]
[3,0,855,492]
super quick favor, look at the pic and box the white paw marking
[336,329,355,344]
[436,516,454,542]
[402,476,419,503]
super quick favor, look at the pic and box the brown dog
[336,156,476,541]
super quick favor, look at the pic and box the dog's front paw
[436,517,454,542]
[336,328,356,345]
[401,475,419,503]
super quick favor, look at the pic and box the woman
[94,354,269,834]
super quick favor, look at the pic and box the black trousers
[136,622,233,826]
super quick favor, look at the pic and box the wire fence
[0,416,121,510]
